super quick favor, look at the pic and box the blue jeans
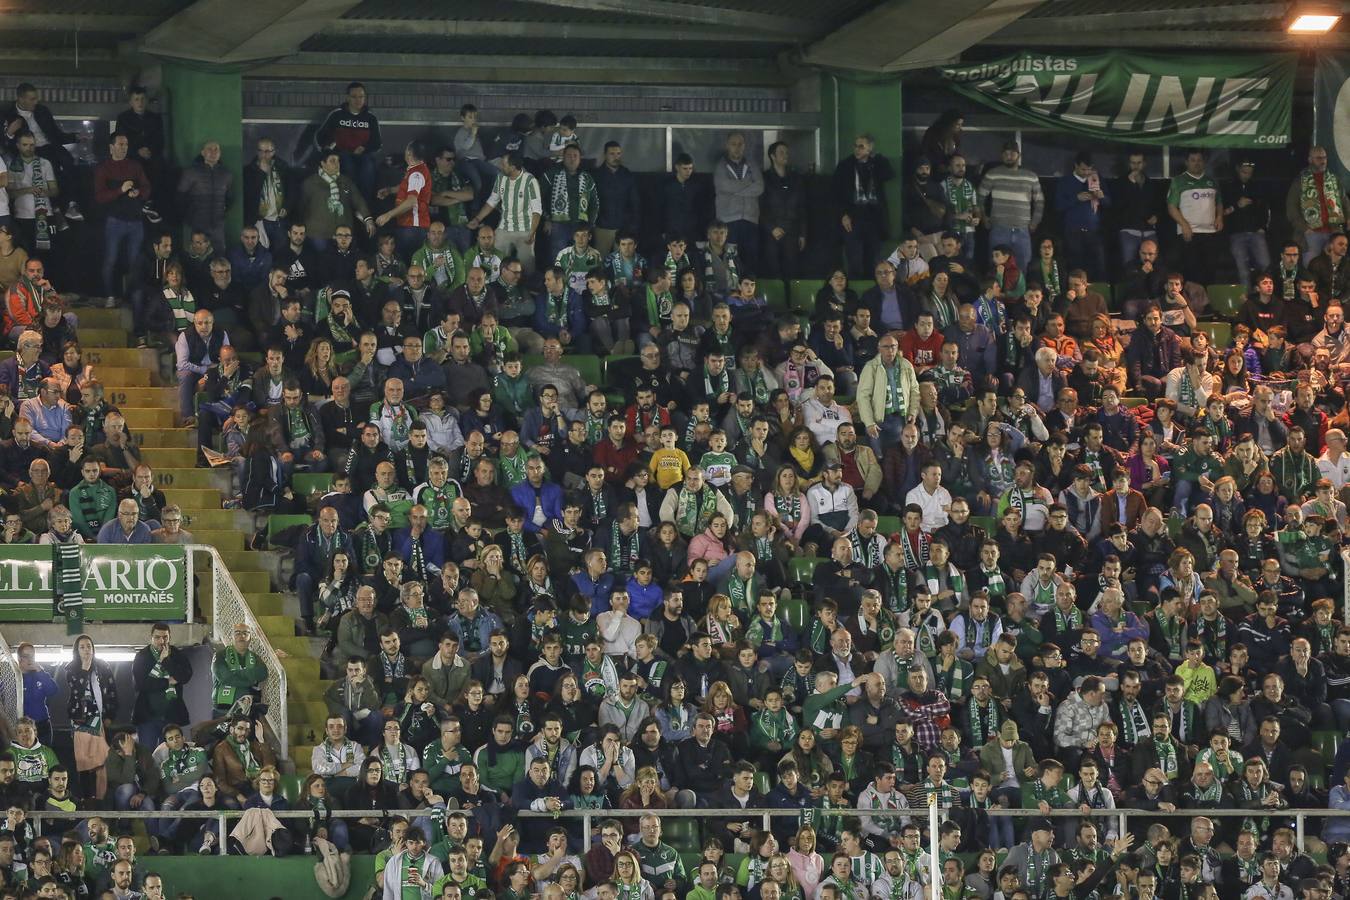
[177,369,204,418]
[1173,480,1209,516]
[1229,231,1270,290]
[130,286,166,339]
[158,788,201,840]
[989,225,1031,273]
[447,224,474,253]
[395,226,426,263]
[114,782,157,814]
[1305,230,1333,264]
[261,219,286,253]
[103,216,144,297]
[547,222,579,268]
[867,412,907,458]
[321,818,350,851]
[296,571,318,623]
[726,219,759,275]
[137,720,166,752]
[1119,229,1157,266]
[1064,228,1106,281]
[339,150,378,205]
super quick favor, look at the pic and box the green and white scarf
[12,156,49,250]
[676,486,718,537]
[320,169,344,216]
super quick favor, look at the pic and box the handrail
[192,544,288,759]
[18,807,1343,857]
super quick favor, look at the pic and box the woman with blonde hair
[301,336,339,401]
[703,593,742,657]
[612,848,654,900]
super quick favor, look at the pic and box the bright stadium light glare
[1288,2,1342,32]
[1289,13,1341,31]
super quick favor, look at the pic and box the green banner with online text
[938,51,1294,148]
[0,545,188,622]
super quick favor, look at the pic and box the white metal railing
[18,806,1346,856]
[1342,547,1350,624]
[194,545,289,759]
[0,627,22,733]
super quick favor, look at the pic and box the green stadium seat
[754,771,771,795]
[790,557,822,587]
[781,596,808,631]
[1122,396,1149,408]
[603,355,636,381]
[761,280,789,312]
[1088,282,1114,303]
[1207,284,1246,319]
[268,514,315,543]
[1315,730,1340,760]
[572,354,603,386]
[665,819,699,853]
[279,773,304,802]
[292,473,333,498]
[969,516,995,534]
[876,515,902,536]
[1200,321,1232,348]
[790,279,825,313]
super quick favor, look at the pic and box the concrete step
[281,656,320,682]
[163,487,222,508]
[289,724,325,748]
[288,698,329,722]
[190,528,244,549]
[94,367,153,387]
[121,407,178,429]
[105,387,176,407]
[150,467,228,491]
[78,328,129,348]
[255,614,293,636]
[76,308,132,330]
[131,428,195,448]
[139,448,199,469]
[230,570,272,594]
[271,636,312,658]
[82,348,160,369]
[191,509,251,531]
[245,593,286,617]
[292,743,316,771]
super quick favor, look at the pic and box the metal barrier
[19,806,1347,855]
[0,626,22,731]
[193,545,289,759]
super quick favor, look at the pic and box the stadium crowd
[2,81,1350,900]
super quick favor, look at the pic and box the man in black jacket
[834,133,895,278]
[761,142,808,280]
[679,714,735,806]
[131,622,194,751]
[593,142,640,256]
[661,154,707,251]
[242,137,295,251]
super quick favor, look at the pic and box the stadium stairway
[77,307,329,774]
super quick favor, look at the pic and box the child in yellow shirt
[649,426,691,490]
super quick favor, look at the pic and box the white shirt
[1318,451,1350,490]
[802,396,852,447]
[8,155,54,220]
[905,483,952,531]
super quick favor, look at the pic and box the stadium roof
[0,0,1344,81]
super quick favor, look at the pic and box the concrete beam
[139,0,361,65]
[995,2,1286,36]
[255,50,793,85]
[321,17,784,43]
[503,0,819,38]
[802,0,1041,73]
[981,28,1350,48]
[0,13,161,33]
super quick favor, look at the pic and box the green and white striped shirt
[488,171,542,233]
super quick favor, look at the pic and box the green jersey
[7,743,57,784]
[414,479,462,530]
[1167,172,1221,234]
